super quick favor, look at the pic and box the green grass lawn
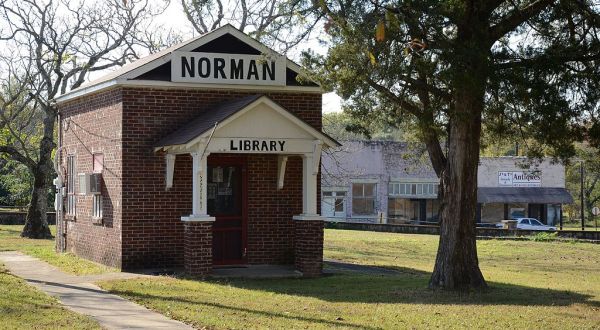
[0,225,115,275]
[95,229,600,329]
[0,225,102,329]
[0,264,101,329]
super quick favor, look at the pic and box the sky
[152,0,343,113]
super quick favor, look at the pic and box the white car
[514,218,557,231]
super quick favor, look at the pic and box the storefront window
[389,182,439,198]
[352,183,376,215]
[388,198,417,222]
[388,198,440,223]
[547,204,560,226]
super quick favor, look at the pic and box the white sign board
[206,138,314,154]
[498,171,542,187]
[171,51,287,86]
[592,206,600,216]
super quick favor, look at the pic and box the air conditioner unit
[78,173,102,195]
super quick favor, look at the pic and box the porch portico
[154,95,339,276]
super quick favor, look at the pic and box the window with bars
[66,155,76,216]
[388,182,438,197]
[352,183,377,216]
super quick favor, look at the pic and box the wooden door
[207,156,247,265]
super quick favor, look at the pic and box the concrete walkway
[0,251,194,330]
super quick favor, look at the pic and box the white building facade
[476,158,572,225]
[321,141,573,225]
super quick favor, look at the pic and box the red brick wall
[58,88,123,268]
[183,221,213,276]
[246,154,302,264]
[120,87,322,269]
[294,220,324,277]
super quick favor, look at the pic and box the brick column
[183,221,213,276]
[294,219,324,277]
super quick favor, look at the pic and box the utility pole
[580,161,585,231]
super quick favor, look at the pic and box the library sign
[498,171,542,187]
[171,51,287,86]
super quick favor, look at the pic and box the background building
[477,157,573,225]
[321,141,439,224]
[321,141,573,225]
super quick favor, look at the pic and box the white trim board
[56,80,321,104]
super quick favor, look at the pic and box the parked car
[514,218,557,231]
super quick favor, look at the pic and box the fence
[0,211,56,225]
[325,221,600,241]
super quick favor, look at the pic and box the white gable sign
[171,51,287,86]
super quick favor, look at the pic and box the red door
[207,156,247,265]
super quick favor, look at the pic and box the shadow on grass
[103,270,600,330]
[105,287,380,330]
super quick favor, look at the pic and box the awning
[477,187,574,204]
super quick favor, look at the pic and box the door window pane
[207,166,241,216]
[335,198,344,212]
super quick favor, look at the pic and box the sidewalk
[0,251,194,330]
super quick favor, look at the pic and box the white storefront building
[321,141,573,225]
[477,158,573,225]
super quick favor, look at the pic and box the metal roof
[154,95,263,148]
[477,187,574,204]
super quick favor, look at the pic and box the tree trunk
[429,113,487,290]
[429,29,489,289]
[21,109,55,239]
[21,165,53,239]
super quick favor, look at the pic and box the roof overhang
[478,187,574,204]
[154,95,340,154]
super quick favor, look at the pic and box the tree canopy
[305,0,600,290]
[0,0,165,238]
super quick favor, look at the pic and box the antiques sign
[171,51,286,86]
[498,171,542,187]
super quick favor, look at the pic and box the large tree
[0,0,165,238]
[305,0,600,289]
[181,0,325,52]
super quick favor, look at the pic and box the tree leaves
[376,20,385,42]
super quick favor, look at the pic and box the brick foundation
[294,219,324,277]
[183,221,213,276]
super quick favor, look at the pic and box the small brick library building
[53,25,339,277]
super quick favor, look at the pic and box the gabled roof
[154,95,340,151]
[155,95,263,148]
[56,24,320,104]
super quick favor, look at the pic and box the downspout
[53,101,66,252]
